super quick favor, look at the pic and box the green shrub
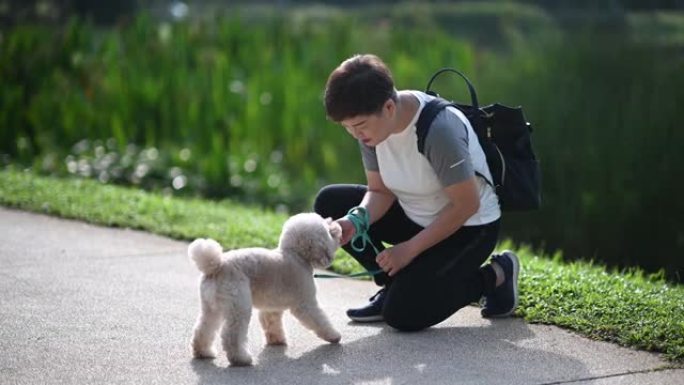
[1,6,683,279]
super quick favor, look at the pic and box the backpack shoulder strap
[416,98,454,154]
[417,97,496,188]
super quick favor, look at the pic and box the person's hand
[376,242,417,277]
[336,217,356,246]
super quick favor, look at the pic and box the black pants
[314,184,500,331]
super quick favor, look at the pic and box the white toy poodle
[188,212,342,366]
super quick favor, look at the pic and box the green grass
[511,242,684,364]
[0,168,285,250]
[1,169,682,364]
[3,12,684,276]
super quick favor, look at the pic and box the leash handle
[346,206,380,256]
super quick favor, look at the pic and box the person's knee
[382,286,449,332]
[314,184,363,219]
[383,308,430,332]
[313,185,335,216]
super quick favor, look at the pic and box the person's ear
[384,98,396,118]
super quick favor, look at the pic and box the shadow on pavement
[189,319,589,385]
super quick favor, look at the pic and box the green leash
[314,206,384,279]
[312,270,383,279]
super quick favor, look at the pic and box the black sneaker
[346,287,386,322]
[481,251,520,318]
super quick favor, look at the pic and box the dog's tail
[188,238,223,275]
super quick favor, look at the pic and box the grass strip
[0,169,285,250]
[1,169,682,363]
[509,241,683,364]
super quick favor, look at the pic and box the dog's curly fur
[188,213,342,366]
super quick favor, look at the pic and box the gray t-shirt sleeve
[359,141,379,171]
[423,107,475,187]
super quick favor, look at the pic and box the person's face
[340,99,396,147]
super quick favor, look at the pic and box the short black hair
[324,54,397,122]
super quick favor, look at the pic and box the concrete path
[0,207,681,385]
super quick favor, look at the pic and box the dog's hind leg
[221,281,253,366]
[291,304,341,344]
[259,310,287,345]
[191,301,221,358]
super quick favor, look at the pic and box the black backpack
[416,68,541,211]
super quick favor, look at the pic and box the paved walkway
[0,207,681,385]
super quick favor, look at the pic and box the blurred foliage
[1,2,683,280]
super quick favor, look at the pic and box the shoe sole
[485,250,520,318]
[347,314,384,323]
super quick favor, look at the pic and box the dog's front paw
[192,348,217,359]
[227,352,253,367]
[319,329,341,344]
[265,331,287,346]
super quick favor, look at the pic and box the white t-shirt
[359,91,501,227]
